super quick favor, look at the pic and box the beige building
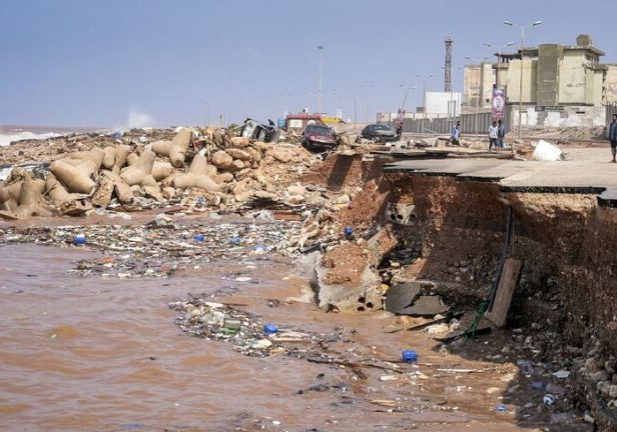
[496,34,606,107]
[606,65,617,104]
[463,63,495,111]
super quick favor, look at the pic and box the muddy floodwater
[0,242,548,431]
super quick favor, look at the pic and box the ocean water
[0,130,62,147]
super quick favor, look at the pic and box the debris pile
[0,126,319,219]
[0,216,300,278]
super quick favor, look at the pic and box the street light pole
[483,42,514,86]
[504,20,542,140]
[414,73,435,121]
[317,45,324,115]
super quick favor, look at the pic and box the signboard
[492,87,506,118]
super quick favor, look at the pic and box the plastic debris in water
[193,234,205,242]
[401,350,418,363]
[495,404,507,413]
[230,236,242,245]
[264,323,278,335]
[73,234,87,245]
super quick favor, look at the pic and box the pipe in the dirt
[487,205,514,312]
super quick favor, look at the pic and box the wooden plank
[485,258,523,328]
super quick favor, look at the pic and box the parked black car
[360,124,397,143]
[301,124,338,152]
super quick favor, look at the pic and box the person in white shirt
[488,120,499,151]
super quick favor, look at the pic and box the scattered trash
[193,233,205,242]
[494,404,507,413]
[552,369,570,379]
[73,234,87,245]
[543,393,556,406]
[343,226,353,238]
[401,350,417,363]
[264,323,278,335]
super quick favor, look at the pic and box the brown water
[0,243,542,431]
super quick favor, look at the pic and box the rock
[254,190,277,199]
[230,136,250,147]
[269,148,292,163]
[162,187,176,199]
[251,339,272,349]
[217,172,234,183]
[286,194,305,205]
[211,151,233,169]
[286,184,306,196]
[227,159,245,173]
[226,148,252,161]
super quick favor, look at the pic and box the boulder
[211,150,233,169]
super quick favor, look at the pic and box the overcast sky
[1,0,616,128]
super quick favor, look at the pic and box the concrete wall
[505,59,537,104]
[605,65,617,104]
[537,44,561,106]
[425,92,462,116]
[559,50,587,104]
[511,105,606,128]
[464,63,495,110]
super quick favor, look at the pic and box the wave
[0,131,63,147]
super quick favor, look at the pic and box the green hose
[466,301,489,340]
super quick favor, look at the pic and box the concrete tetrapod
[45,173,77,205]
[151,128,192,168]
[0,173,50,218]
[50,159,97,194]
[120,150,156,186]
[172,152,221,192]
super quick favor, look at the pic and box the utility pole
[414,74,435,121]
[504,20,542,140]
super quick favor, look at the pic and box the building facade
[494,34,607,128]
[463,63,495,111]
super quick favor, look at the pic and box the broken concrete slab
[400,295,449,317]
[384,283,421,314]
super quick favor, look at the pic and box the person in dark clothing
[609,114,617,163]
[497,119,506,149]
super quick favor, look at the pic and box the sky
[1,0,616,128]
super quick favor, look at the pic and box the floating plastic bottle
[193,234,205,242]
[264,323,278,335]
[73,234,87,245]
[401,350,418,363]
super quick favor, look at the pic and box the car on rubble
[360,124,398,143]
[301,124,338,152]
[240,118,280,143]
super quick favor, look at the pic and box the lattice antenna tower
[444,37,453,92]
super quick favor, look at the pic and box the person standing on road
[450,121,461,146]
[497,119,506,150]
[609,114,617,163]
[488,120,499,151]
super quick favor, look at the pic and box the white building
[425,91,462,116]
